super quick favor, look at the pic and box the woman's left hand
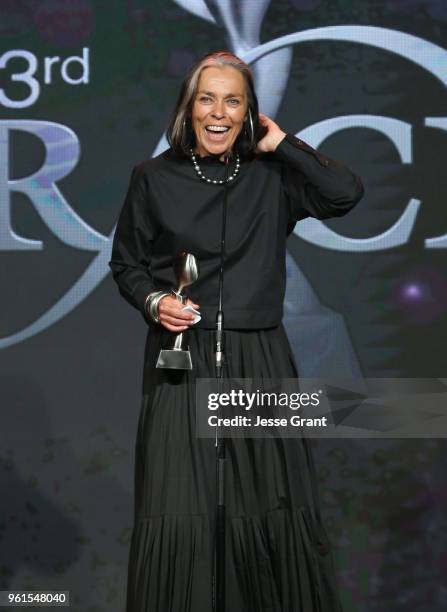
[255,112,287,154]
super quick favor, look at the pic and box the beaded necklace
[190,148,240,184]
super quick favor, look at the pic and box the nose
[211,99,225,119]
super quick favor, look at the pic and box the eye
[200,96,212,102]
[228,99,240,105]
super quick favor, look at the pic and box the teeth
[206,126,230,132]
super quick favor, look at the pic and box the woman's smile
[203,124,232,142]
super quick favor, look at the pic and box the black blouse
[108,133,364,329]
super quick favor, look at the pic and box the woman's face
[191,65,248,159]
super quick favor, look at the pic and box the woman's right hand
[158,295,200,332]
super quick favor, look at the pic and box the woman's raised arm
[274,132,365,222]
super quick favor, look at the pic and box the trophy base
[156,349,193,370]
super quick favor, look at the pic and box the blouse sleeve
[108,163,161,322]
[274,133,365,222]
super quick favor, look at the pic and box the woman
[109,50,364,611]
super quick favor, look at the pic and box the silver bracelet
[144,291,170,324]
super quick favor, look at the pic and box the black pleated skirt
[126,323,343,612]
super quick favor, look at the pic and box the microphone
[215,148,231,375]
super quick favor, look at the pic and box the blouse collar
[192,148,238,165]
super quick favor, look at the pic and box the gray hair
[166,50,265,159]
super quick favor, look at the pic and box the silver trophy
[156,251,199,370]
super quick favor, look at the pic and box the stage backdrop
[1,1,446,610]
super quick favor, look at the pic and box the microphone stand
[213,150,231,612]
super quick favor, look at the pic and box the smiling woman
[109,49,364,612]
